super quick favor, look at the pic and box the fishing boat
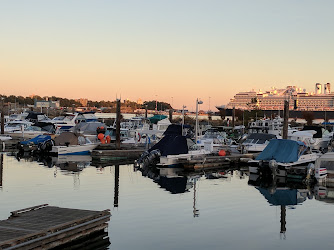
[249,139,319,177]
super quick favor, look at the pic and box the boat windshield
[256,139,267,144]
[244,139,254,143]
[63,116,75,121]
[6,123,29,128]
[25,126,42,131]
[52,116,65,121]
[319,161,334,168]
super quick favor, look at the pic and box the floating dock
[182,153,259,171]
[92,144,145,163]
[0,204,111,250]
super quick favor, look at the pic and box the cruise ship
[222,83,334,111]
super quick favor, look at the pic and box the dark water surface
[1,153,334,250]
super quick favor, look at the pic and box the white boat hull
[51,144,97,155]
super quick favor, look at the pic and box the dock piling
[116,99,121,150]
[283,100,289,139]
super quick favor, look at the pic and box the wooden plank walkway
[0,204,111,250]
[182,153,259,171]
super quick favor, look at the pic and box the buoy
[218,150,226,156]
[98,133,104,140]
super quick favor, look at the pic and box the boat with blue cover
[17,134,52,152]
[249,139,319,176]
[135,124,212,168]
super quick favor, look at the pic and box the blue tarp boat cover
[148,124,188,156]
[20,135,52,145]
[148,114,168,124]
[255,139,304,163]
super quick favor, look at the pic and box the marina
[3,1,334,249]
[1,152,334,249]
[0,108,333,249]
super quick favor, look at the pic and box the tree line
[0,94,172,110]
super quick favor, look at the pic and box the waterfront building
[34,100,60,109]
[224,83,334,111]
[76,98,88,107]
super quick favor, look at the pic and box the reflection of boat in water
[206,170,231,179]
[136,164,201,216]
[138,166,193,194]
[248,173,313,239]
[255,186,309,206]
[52,155,92,172]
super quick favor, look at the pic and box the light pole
[195,98,203,144]
[155,95,158,112]
[182,105,186,135]
[1,98,4,135]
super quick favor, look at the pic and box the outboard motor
[39,139,55,153]
[135,149,161,168]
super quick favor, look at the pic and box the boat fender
[137,132,141,142]
[106,135,111,144]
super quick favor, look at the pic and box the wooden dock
[182,153,259,171]
[92,144,145,163]
[0,204,111,250]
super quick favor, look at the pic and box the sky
[1,0,334,111]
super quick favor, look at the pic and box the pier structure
[0,204,111,249]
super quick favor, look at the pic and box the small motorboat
[41,132,98,155]
[249,139,319,177]
[240,133,277,153]
[17,134,52,152]
[136,124,213,168]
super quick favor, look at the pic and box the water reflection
[314,184,334,204]
[248,173,314,239]
[52,155,92,173]
[0,153,3,189]
[3,152,334,249]
[56,231,110,250]
[114,165,119,208]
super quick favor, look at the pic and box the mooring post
[283,100,289,139]
[169,109,173,122]
[0,154,3,188]
[1,103,4,135]
[232,107,235,129]
[116,99,121,150]
[114,165,119,208]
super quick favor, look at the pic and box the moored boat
[41,132,98,155]
[249,139,319,177]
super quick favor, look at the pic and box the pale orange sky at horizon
[1,1,334,111]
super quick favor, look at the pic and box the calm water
[1,153,334,250]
